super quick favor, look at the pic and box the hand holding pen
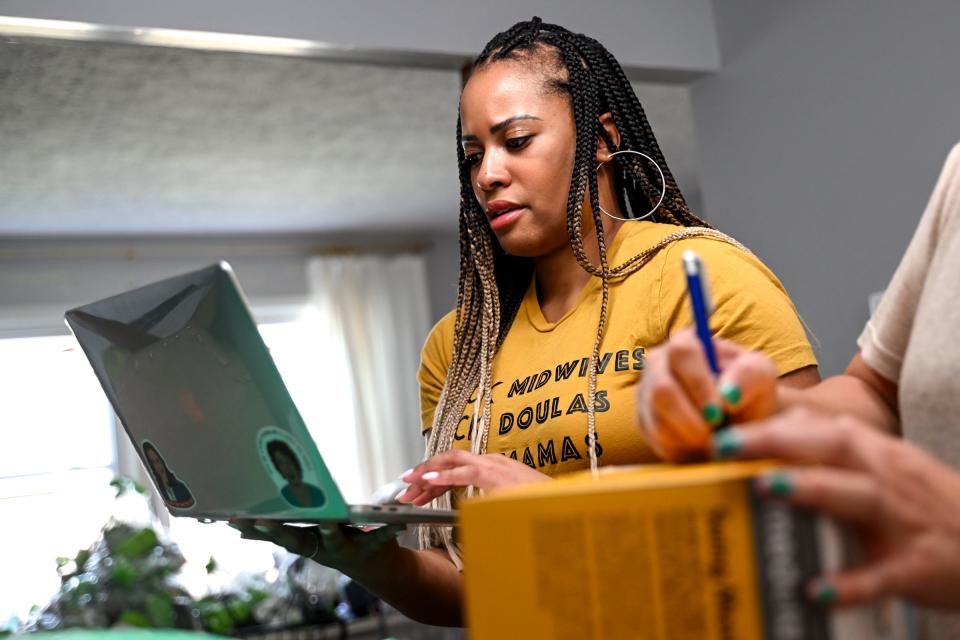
[634,251,780,461]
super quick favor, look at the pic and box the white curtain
[305,253,432,500]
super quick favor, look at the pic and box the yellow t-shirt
[418,222,817,473]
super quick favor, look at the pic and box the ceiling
[0,36,702,236]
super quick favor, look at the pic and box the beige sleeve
[858,144,960,383]
[417,310,456,433]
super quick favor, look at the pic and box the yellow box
[460,461,905,640]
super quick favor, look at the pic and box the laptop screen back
[65,263,348,521]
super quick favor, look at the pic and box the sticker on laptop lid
[257,426,327,508]
[141,439,196,510]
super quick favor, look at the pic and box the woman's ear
[596,112,621,163]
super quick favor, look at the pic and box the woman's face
[460,59,581,258]
[145,448,166,480]
[272,449,301,484]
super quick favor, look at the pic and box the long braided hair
[421,18,743,562]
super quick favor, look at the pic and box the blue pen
[682,250,721,376]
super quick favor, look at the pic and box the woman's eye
[505,136,531,150]
[464,151,482,167]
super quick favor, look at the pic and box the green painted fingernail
[812,582,837,606]
[720,382,742,408]
[762,471,793,498]
[712,430,742,459]
[703,402,724,426]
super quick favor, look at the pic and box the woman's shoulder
[612,220,684,251]
[427,309,457,345]
[661,230,784,291]
[612,223,797,320]
[420,309,457,370]
[614,221,762,275]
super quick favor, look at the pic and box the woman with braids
[233,18,818,626]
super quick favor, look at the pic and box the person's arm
[636,329,901,460]
[804,145,960,435]
[231,520,465,626]
[777,352,900,433]
[778,364,820,389]
[344,543,465,626]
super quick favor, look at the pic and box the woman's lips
[488,206,526,231]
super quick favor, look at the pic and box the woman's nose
[476,150,510,192]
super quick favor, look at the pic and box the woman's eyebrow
[462,114,543,142]
[490,114,542,134]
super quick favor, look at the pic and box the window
[0,335,117,622]
[0,307,361,622]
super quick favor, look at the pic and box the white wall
[692,1,960,374]
[0,0,720,75]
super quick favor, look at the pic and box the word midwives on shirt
[453,345,648,474]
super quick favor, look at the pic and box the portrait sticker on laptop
[257,426,327,509]
[141,439,196,510]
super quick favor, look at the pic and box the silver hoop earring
[595,149,665,222]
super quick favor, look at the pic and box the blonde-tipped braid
[418,195,507,565]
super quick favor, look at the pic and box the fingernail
[422,471,440,481]
[720,382,742,408]
[758,471,793,498]
[712,429,742,459]
[702,402,724,427]
[810,581,837,606]
[400,468,414,480]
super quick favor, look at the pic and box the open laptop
[65,262,455,526]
